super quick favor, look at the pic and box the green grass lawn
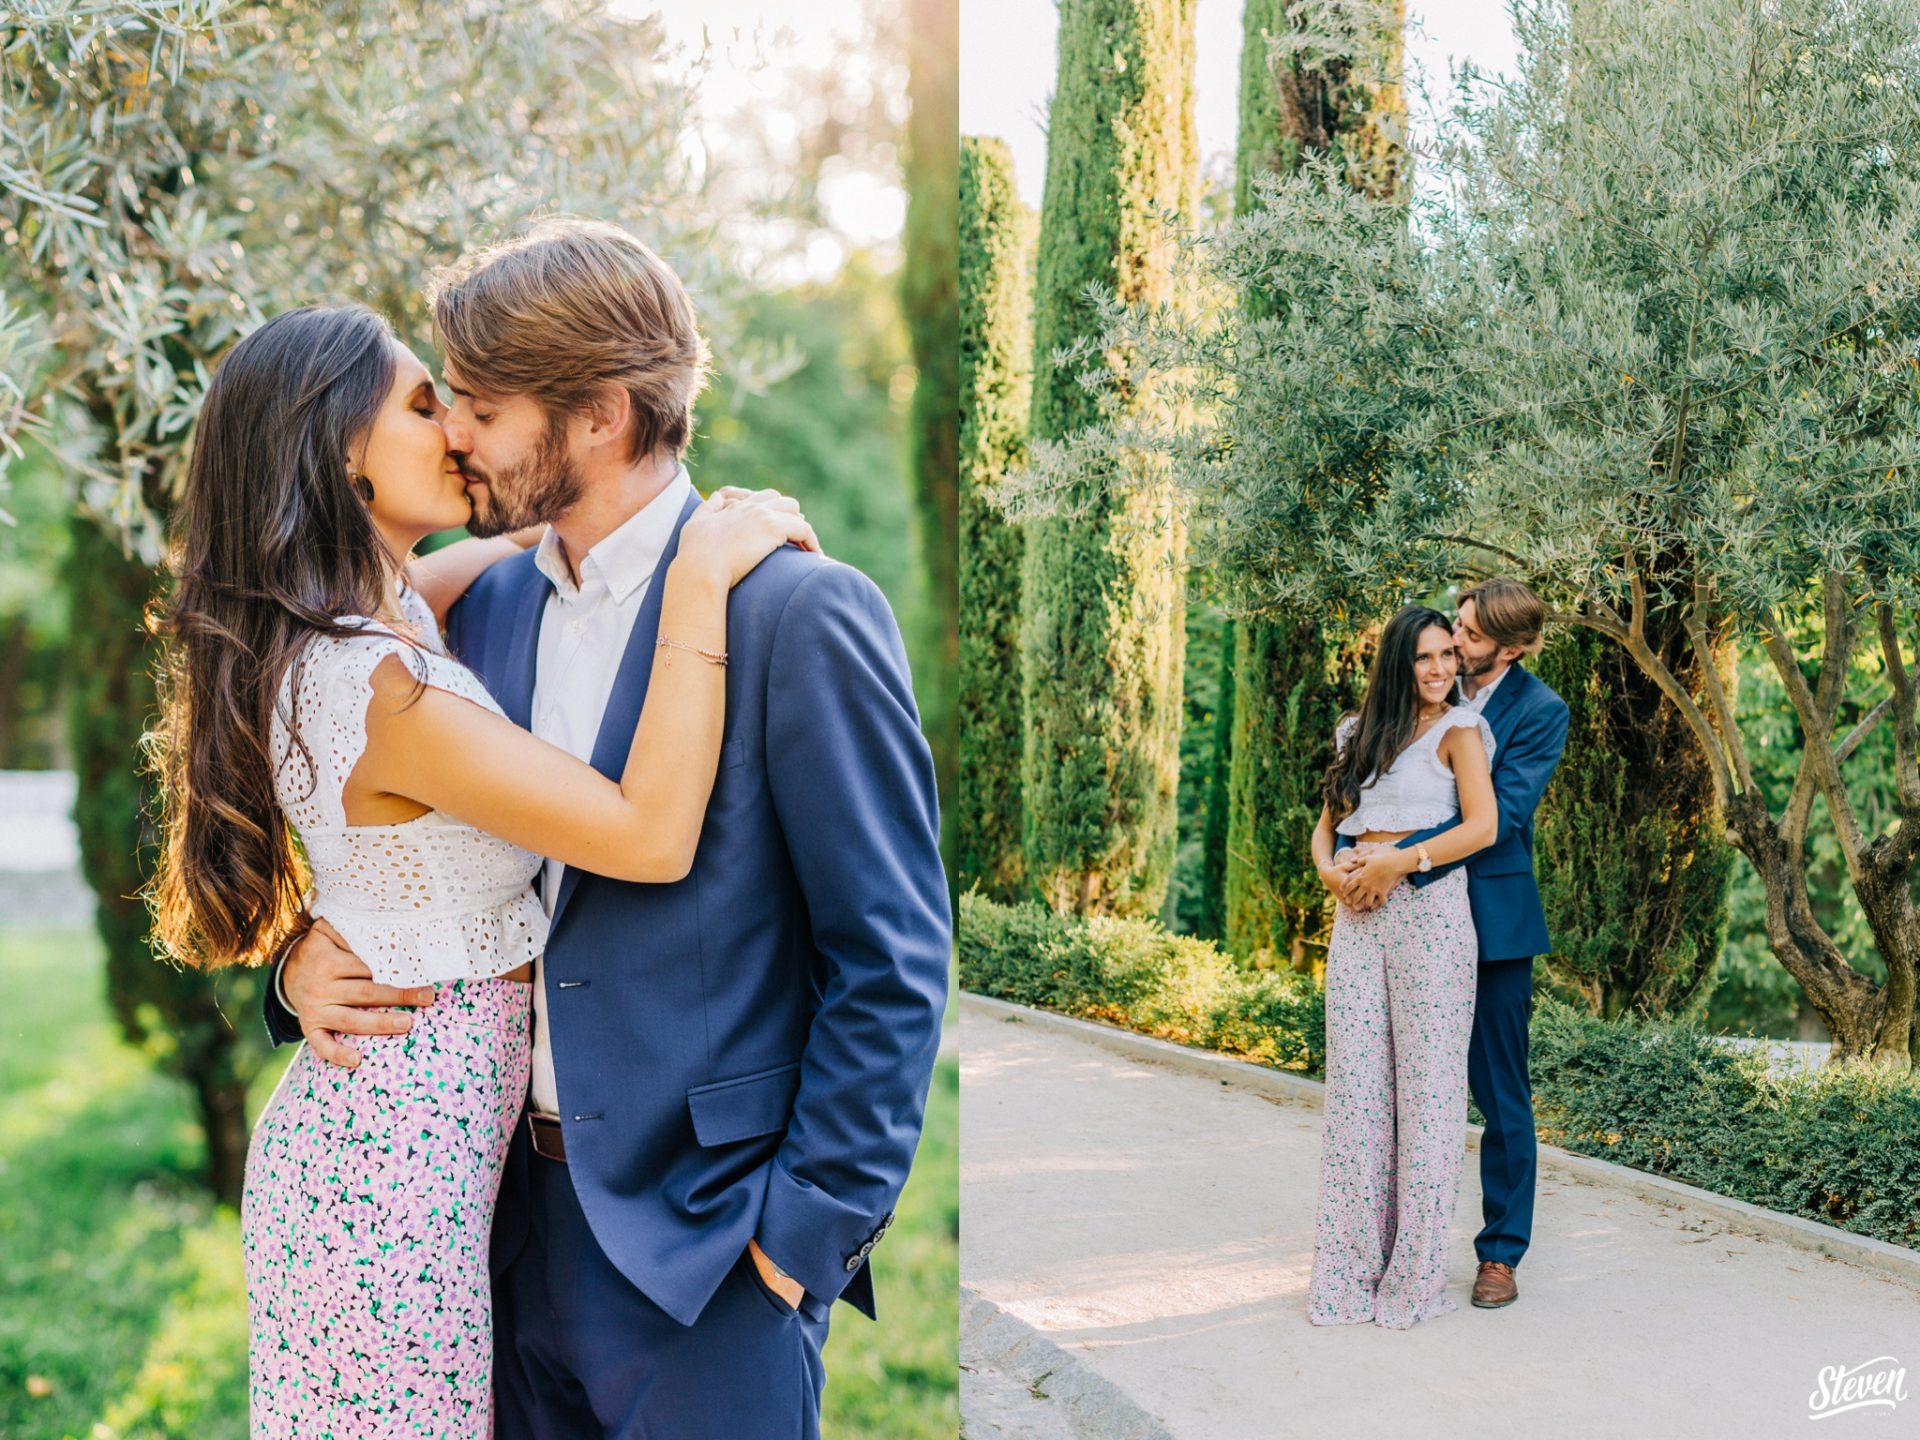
[0,926,958,1438]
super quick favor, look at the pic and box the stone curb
[960,990,1920,1296]
[960,1286,1178,1440]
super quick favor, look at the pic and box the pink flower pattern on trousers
[1308,845,1478,1330]
[242,975,531,1436]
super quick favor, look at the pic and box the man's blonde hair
[429,217,711,460]
[1460,576,1547,656]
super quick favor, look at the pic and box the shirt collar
[533,466,693,605]
[1459,662,1511,711]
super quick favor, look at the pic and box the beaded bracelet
[657,636,728,668]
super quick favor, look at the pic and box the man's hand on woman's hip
[281,919,436,1069]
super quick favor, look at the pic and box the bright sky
[615,0,907,280]
[959,0,1523,209]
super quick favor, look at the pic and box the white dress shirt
[1459,662,1509,714]
[526,466,694,1116]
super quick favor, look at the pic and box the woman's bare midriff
[1355,830,1414,844]
[497,961,533,983]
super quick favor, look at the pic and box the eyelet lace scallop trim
[308,887,549,990]
[270,591,548,987]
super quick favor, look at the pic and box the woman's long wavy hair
[149,304,404,968]
[1321,605,1455,826]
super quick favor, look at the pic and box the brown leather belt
[528,1112,567,1163]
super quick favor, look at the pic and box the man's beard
[1458,647,1499,680]
[461,417,584,537]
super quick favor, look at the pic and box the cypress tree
[959,137,1035,899]
[1170,579,1227,932]
[903,0,960,870]
[1020,0,1197,917]
[1222,0,1401,968]
[1192,614,1235,939]
[1534,615,1735,1018]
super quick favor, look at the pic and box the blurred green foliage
[690,259,919,629]
[0,440,71,768]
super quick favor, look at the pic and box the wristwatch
[1415,844,1433,873]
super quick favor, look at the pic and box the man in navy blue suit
[1334,578,1569,1313]
[263,219,950,1438]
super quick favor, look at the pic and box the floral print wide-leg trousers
[241,974,532,1437]
[1308,844,1479,1330]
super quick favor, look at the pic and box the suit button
[844,1255,860,1273]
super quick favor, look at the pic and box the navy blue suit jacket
[267,490,951,1328]
[1335,663,1569,962]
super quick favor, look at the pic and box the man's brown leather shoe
[1472,1260,1517,1308]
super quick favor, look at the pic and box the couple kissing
[148,217,951,1438]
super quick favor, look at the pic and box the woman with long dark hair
[146,302,814,1435]
[1304,604,1499,1329]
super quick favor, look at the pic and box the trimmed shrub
[66,517,269,1206]
[1526,999,1920,1251]
[1168,587,1228,935]
[959,892,1324,1072]
[1222,615,1363,968]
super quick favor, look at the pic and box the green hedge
[1526,1003,1920,1251]
[959,894,1920,1252]
[959,892,1323,1072]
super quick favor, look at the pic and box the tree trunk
[193,1072,252,1207]
[1851,843,1919,1067]
[1722,788,1909,1066]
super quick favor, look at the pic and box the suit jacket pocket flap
[1473,836,1533,876]
[686,1061,802,1146]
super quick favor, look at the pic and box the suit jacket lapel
[499,563,551,733]
[1482,662,1530,745]
[548,489,705,931]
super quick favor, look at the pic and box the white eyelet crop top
[268,585,549,987]
[1332,706,1496,836]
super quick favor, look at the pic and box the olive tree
[1,0,720,1198]
[1015,0,1920,1066]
